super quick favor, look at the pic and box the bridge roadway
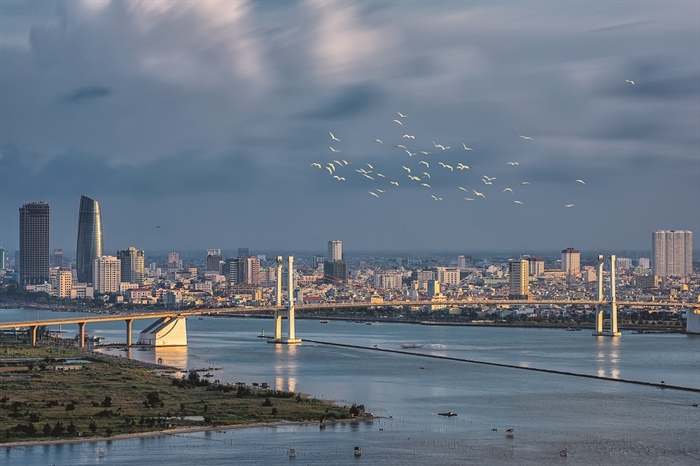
[1,299,697,347]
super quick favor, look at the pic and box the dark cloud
[303,83,382,119]
[63,86,113,103]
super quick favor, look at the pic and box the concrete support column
[610,255,619,335]
[288,256,295,340]
[29,326,38,346]
[125,319,133,347]
[77,322,86,348]
[276,256,283,307]
[595,257,604,335]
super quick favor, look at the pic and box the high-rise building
[117,246,145,285]
[436,267,460,286]
[652,230,693,278]
[76,195,103,284]
[56,267,73,298]
[0,248,6,269]
[93,255,121,294]
[457,255,467,269]
[324,260,347,285]
[206,249,222,272]
[508,259,529,299]
[527,257,545,276]
[561,248,581,278]
[223,257,241,284]
[237,248,249,259]
[52,248,63,268]
[19,201,50,287]
[245,256,260,285]
[638,257,651,269]
[327,240,342,262]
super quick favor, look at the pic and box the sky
[1,0,698,256]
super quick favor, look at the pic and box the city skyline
[1,1,698,252]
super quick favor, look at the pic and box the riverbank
[0,344,360,445]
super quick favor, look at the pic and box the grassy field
[0,344,357,443]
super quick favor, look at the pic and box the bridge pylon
[269,256,301,345]
[593,254,621,337]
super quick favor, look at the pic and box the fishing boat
[438,411,458,417]
[354,446,362,456]
[288,448,296,458]
[320,320,330,324]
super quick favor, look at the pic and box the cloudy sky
[1,0,698,256]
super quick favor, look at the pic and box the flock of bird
[311,80,634,206]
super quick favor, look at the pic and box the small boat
[400,343,425,349]
[198,317,204,320]
[354,446,362,456]
[438,412,457,417]
[288,448,296,458]
[320,320,330,324]
[506,428,515,438]
[202,372,214,378]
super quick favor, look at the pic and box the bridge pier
[593,255,621,337]
[29,325,37,346]
[77,322,86,348]
[125,319,133,347]
[269,256,301,345]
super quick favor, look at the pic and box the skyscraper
[0,248,6,269]
[237,248,249,259]
[652,230,693,278]
[117,246,145,285]
[561,248,581,278]
[206,249,222,272]
[19,201,50,287]
[52,248,63,268]
[76,195,103,284]
[327,240,342,262]
[508,259,529,299]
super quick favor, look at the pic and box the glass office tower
[76,195,103,284]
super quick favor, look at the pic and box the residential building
[76,195,103,284]
[324,260,346,284]
[328,240,342,262]
[508,259,529,299]
[93,256,121,294]
[652,230,693,278]
[52,248,63,268]
[19,201,50,287]
[437,267,460,286]
[527,257,545,276]
[561,247,581,278]
[638,257,651,269]
[206,249,222,272]
[117,246,145,285]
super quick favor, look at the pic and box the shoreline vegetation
[0,344,368,447]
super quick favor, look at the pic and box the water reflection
[274,344,298,392]
[154,347,189,368]
[594,335,621,378]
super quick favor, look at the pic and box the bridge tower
[269,256,302,345]
[593,254,621,337]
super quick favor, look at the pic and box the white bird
[519,135,533,140]
[513,200,524,205]
[462,143,474,151]
[483,175,496,181]
[564,204,575,208]
[439,145,450,151]
[402,134,415,139]
[325,166,333,175]
[311,163,322,168]
[329,146,340,153]
[473,190,486,198]
[368,191,380,198]
[395,144,407,149]
[376,189,386,193]
[625,79,635,85]
[419,161,429,167]
[373,139,383,144]
[574,179,586,184]
[397,111,408,118]
[362,174,375,180]
[332,159,342,166]
[390,181,399,186]
[329,132,340,142]
[422,172,431,179]
[392,119,403,125]
[438,162,446,168]
[402,166,411,173]
[333,175,345,181]
[355,168,367,174]
[456,163,469,170]
[507,162,519,166]
[421,183,431,188]
[327,163,336,172]
[482,179,493,185]
[420,151,432,155]
[431,195,443,201]
[503,187,513,193]
[341,160,349,166]
[376,173,385,178]
[458,186,469,192]
[367,163,374,169]
[405,149,417,157]
[409,175,421,181]
[444,164,453,171]
[464,197,475,201]
[519,181,530,186]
